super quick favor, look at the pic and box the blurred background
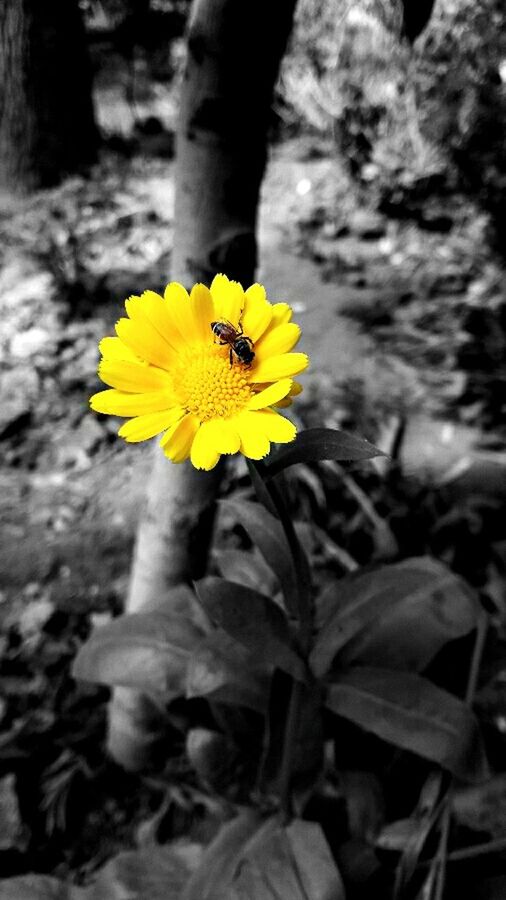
[1,0,506,887]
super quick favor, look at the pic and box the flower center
[175,346,252,421]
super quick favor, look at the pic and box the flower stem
[278,678,303,821]
[247,459,314,818]
[248,459,312,652]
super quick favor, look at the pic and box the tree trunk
[107,0,297,770]
[0,0,98,200]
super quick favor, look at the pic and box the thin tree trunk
[107,0,297,770]
[0,0,98,200]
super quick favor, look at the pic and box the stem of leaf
[247,459,313,819]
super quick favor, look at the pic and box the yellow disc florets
[176,347,251,421]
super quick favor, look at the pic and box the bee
[211,319,255,366]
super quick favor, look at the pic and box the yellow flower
[90,274,309,470]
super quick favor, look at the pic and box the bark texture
[107,0,297,770]
[0,0,98,199]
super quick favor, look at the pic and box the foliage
[281,0,506,251]
[49,425,495,899]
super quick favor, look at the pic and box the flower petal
[249,409,297,443]
[190,421,222,470]
[241,284,273,342]
[99,336,140,362]
[98,360,173,392]
[118,408,184,443]
[210,274,244,328]
[125,291,180,351]
[274,380,303,409]
[247,378,292,410]
[190,283,214,342]
[255,323,301,361]
[234,411,271,460]
[162,413,200,462]
[203,418,241,454]
[251,352,309,382]
[90,389,176,417]
[164,282,195,344]
[115,317,177,370]
[270,303,292,328]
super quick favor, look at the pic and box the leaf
[182,810,263,900]
[258,672,324,804]
[0,844,196,900]
[72,609,204,698]
[194,578,307,682]
[219,498,298,616]
[229,817,345,899]
[214,549,279,597]
[377,772,444,891]
[82,844,192,899]
[339,770,385,841]
[311,558,481,678]
[0,877,76,900]
[325,667,489,782]
[0,773,23,850]
[186,630,270,713]
[264,428,386,477]
[339,561,482,673]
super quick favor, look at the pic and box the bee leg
[229,348,233,366]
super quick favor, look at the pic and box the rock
[0,369,39,437]
[10,327,52,359]
[348,209,386,239]
[76,415,104,455]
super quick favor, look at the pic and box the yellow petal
[241,284,273,342]
[270,303,292,328]
[190,422,222,470]
[118,408,184,443]
[247,378,292,410]
[210,274,244,328]
[234,411,271,460]
[163,281,195,344]
[99,336,140,363]
[255,323,301,361]
[190,283,214,343]
[115,317,176,370]
[125,291,179,351]
[250,409,297,443]
[162,413,200,462]
[273,380,303,409]
[251,352,309,382]
[98,360,173,392]
[203,418,240,454]
[90,389,176,416]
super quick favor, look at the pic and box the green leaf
[325,667,489,783]
[72,609,203,698]
[195,578,307,683]
[311,558,481,678]
[228,817,345,899]
[220,498,298,615]
[264,428,386,477]
[186,630,270,713]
